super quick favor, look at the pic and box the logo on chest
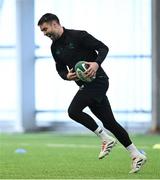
[55,43,75,56]
[68,42,75,49]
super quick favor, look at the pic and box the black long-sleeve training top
[51,28,109,88]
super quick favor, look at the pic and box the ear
[52,21,59,27]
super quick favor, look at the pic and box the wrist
[95,61,100,67]
[94,62,99,70]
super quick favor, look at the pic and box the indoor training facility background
[0,0,159,134]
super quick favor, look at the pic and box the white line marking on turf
[46,144,149,149]
[0,142,150,149]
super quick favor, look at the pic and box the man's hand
[84,62,99,78]
[67,68,79,81]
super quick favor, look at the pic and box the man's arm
[55,61,68,80]
[79,31,109,66]
[79,31,109,77]
[55,62,78,81]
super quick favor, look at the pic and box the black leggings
[68,86,132,147]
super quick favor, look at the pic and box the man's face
[40,21,60,41]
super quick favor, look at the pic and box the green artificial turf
[0,133,160,179]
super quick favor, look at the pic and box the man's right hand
[67,68,79,81]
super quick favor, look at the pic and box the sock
[94,126,113,142]
[126,143,142,158]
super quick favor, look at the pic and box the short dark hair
[37,13,60,26]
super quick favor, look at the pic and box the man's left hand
[84,62,99,78]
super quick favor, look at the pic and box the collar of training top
[54,27,66,43]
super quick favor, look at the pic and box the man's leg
[68,90,114,144]
[89,95,147,173]
[68,90,98,131]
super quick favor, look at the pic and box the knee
[68,106,80,120]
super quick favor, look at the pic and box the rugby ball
[74,61,95,82]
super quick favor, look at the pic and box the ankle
[94,127,113,142]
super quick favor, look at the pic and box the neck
[59,26,64,37]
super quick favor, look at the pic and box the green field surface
[0,133,160,179]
